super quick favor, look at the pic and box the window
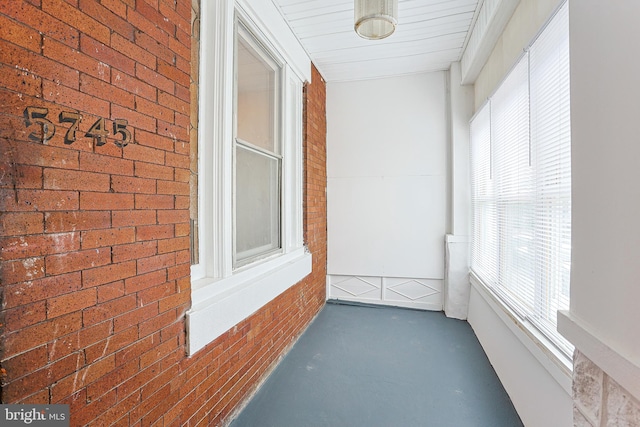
[187,0,312,355]
[470,2,572,355]
[234,23,282,266]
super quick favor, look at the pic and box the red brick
[80,34,135,75]
[79,151,133,175]
[42,79,110,118]
[113,303,158,333]
[84,359,134,404]
[110,32,155,69]
[158,90,188,115]
[4,301,47,331]
[123,143,165,165]
[175,111,190,131]
[97,280,126,303]
[134,129,175,151]
[174,85,189,103]
[50,354,116,402]
[134,162,173,180]
[80,73,135,109]
[166,262,189,282]
[44,168,110,192]
[1,232,79,261]
[157,60,189,89]
[42,0,111,45]
[174,168,189,183]
[139,309,177,338]
[157,236,189,254]
[112,69,157,102]
[158,289,189,313]
[0,14,40,52]
[0,212,44,236]
[84,326,138,363]
[0,64,42,98]
[112,210,156,227]
[2,346,48,382]
[100,0,128,19]
[112,240,157,263]
[159,1,189,35]
[0,138,79,170]
[82,260,137,288]
[136,0,175,35]
[128,18,169,53]
[0,164,42,189]
[157,209,188,224]
[3,272,80,310]
[136,224,173,241]
[81,227,135,249]
[173,142,189,160]
[137,252,175,274]
[111,103,156,133]
[82,294,136,326]
[2,189,79,212]
[174,220,189,236]
[135,63,174,94]
[157,180,188,196]
[43,36,111,83]
[78,0,135,40]
[135,194,174,210]
[166,153,190,170]
[123,269,166,294]
[47,287,97,318]
[3,352,83,402]
[158,119,188,142]
[45,210,111,233]
[80,192,134,210]
[0,1,79,48]
[135,96,175,123]
[91,390,141,426]
[45,247,110,275]
[137,281,175,307]
[3,312,82,359]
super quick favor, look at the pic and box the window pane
[470,2,572,356]
[235,145,281,264]
[237,35,277,153]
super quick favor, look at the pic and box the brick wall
[0,1,327,425]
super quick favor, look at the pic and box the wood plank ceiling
[272,0,482,82]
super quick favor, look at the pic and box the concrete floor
[230,301,523,427]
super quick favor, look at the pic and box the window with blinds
[470,2,572,356]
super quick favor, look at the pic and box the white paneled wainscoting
[327,275,442,311]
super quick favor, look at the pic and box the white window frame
[187,0,311,355]
[469,2,572,360]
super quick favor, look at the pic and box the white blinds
[470,2,572,355]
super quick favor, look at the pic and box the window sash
[233,20,284,268]
[470,2,572,356]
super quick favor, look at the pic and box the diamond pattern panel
[388,279,439,301]
[332,276,380,297]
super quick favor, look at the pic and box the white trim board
[470,276,572,394]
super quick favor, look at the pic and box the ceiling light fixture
[354,0,398,40]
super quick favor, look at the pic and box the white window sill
[187,248,312,355]
[470,273,573,394]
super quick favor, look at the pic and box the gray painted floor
[230,302,523,427]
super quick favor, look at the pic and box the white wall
[473,0,562,109]
[326,72,447,309]
[558,0,640,402]
[468,285,573,426]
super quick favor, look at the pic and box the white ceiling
[272,0,482,82]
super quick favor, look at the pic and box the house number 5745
[24,107,132,147]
